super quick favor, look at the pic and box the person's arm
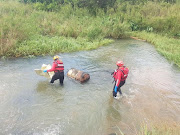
[114,71,122,94]
[116,71,122,87]
[47,62,56,72]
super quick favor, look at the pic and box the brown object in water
[67,68,90,83]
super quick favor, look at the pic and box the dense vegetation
[0,0,179,67]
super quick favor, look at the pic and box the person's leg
[118,87,122,95]
[113,82,117,97]
[118,81,125,95]
[59,72,64,85]
[50,72,58,83]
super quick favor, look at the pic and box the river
[0,39,180,135]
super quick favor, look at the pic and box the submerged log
[67,68,90,83]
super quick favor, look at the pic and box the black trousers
[50,71,64,85]
[113,80,125,97]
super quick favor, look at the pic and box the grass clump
[6,35,112,57]
[139,124,180,135]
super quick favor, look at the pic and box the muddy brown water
[0,39,180,135]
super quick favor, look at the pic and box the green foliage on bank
[6,35,112,57]
[139,124,180,135]
[20,0,177,13]
[0,1,129,57]
[0,0,180,67]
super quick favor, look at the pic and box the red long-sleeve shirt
[47,60,64,72]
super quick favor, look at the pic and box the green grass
[5,35,112,57]
[139,124,180,135]
[0,1,180,68]
[115,123,180,135]
[0,1,127,57]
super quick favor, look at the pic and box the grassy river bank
[0,1,180,67]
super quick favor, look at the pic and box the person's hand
[43,69,47,73]
[111,71,114,75]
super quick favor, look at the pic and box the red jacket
[113,66,127,87]
[47,60,64,72]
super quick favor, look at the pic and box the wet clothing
[50,71,64,85]
[113,66,128,97]
[47,59,64,85]
[113,80,125,97]
[113,66,127,87]
[47,60,64,72]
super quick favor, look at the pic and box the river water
[0,39,180,135]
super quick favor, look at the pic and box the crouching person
[44,55,64,85]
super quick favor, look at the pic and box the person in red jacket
[43,55,64,85]
[112,60,129,98]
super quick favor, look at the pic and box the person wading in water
[112,60,129,99]
[43,55,64,85]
